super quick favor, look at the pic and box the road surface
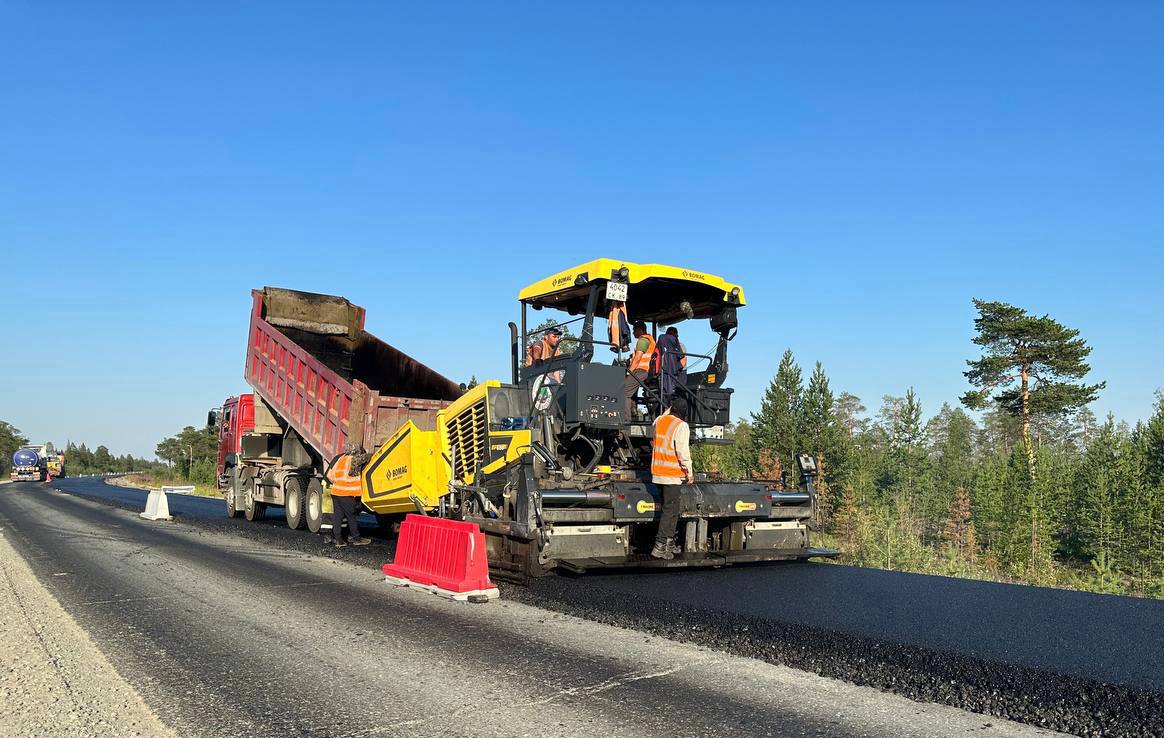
[0,479,1074,738]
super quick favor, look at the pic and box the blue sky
[1,2,1161,458]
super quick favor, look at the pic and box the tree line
[0,421,29,475]
[695,300,1164,597]
[62,441,165,476]
[154,424,219,486]
[0,419,163,477]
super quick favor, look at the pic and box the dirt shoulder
[0,526,179,738]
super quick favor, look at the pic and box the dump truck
[212,288,463,532]
[220,262,835,576]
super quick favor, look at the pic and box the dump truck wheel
[305,478,324,534]
[244,480,266,522]
[284,476,306,530]
[225,470,244,518]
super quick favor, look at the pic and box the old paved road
[0,480,1064,738]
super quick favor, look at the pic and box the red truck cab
[214,394,255,487]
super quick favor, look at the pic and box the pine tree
[1135,395,1164,581]
[970,448,1015,559]
[834,392,867,438]
[962,300,1103,578]
[927,404,977,540]
[799,362,848,526]
[751,349,803,481]
[1143,391,1164,490]
[877,389,929,506]
[961,299,1104,482]
[942,487,979,567]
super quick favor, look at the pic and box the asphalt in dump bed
[54,477,1164,736]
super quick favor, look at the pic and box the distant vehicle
[11,448,48,482]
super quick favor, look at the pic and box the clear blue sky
[1,3,1161,459]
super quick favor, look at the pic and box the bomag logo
[388,465,408,480]
[636,500,658,513]
[735,500,758,512]
[552,274,573,287]
[681,270,707,281]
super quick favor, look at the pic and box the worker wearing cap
[527,327,563,383]
[650,398,694,560]
[624,321,655,420]
[326,442,372,548]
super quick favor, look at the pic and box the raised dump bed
[245,287,463,465]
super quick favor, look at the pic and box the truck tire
[284,476,306,530]
[305,478,324,534]
[225,469,244,518]
[244,478,266,522]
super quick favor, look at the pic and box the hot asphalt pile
[52,477,1164,737]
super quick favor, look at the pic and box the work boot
[348,537,372,546]
[668,539,682,556]
[650,540,674,560]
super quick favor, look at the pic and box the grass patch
[117,472,220,498]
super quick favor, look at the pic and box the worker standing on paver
[526,327,562,366]
[650,398,694,560]
[326,442,372,548]
[624,321,655,420]
[527,326,564,383]
[656,327,686,407]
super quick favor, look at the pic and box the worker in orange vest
[650,398,694,560]
[624,321,655,420]
[326,442,372,548]
[527,327,563,383]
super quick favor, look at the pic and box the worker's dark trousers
[332,495,362,543]
[655,483,682,545]
[625,369,648,419]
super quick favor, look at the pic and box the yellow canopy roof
[519,258,745,323]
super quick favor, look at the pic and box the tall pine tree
[751,349,803,481]
[961,299,1104,481]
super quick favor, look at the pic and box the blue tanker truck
[10,448,48,482]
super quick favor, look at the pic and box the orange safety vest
[327,453,363,497]
[608,304,629,349]
[526,337,561,367]
[651,413,687,479]
[631,333,656,373]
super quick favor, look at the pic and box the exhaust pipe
[508,322,520,384]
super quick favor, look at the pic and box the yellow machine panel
[362,421,450,514]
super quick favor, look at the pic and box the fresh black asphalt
[1,480,1064,738]
[27,477,1164,736]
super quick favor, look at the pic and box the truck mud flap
[555,547,838,574]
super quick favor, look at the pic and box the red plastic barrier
[382,514,495,594]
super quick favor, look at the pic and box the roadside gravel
[0,526,178,738]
